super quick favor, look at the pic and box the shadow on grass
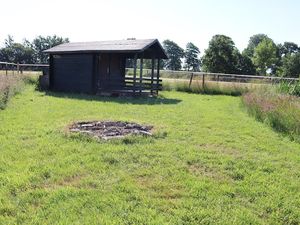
[44,91,182,105]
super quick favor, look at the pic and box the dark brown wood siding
[51,54,93,93]
[97,53,126,90]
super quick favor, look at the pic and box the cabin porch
[96,54,162,96]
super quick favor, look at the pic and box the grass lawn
[0,85,300,224]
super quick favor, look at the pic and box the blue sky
[1,0,299,52]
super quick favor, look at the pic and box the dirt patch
[41,173,94,190]
[188,163,232,182]
[69,121,153,140]
[135,175,183,201]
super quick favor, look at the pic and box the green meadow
[0,85,299,224]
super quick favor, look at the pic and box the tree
[243,34,271,58]
[278,42,299,57]
[4,35,14,48]
[0,36,34,63]
[32,35,69,63]
[202,35,239,74]
[253,39,278,75]
[0,35,69,64]
[235,51,256,75]
[162,40,184,70]
[184,42,201,71]
[280,52,300,78]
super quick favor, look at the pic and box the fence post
[133,54,137,94]
[5,63,8,76]
[202,73,205,89]
[17,63,20,74]
[189,72,194,88]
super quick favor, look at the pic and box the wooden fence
[1,62,299,89]
[186,72,299,88]
[127,68,299,87]
[0,61,49,75]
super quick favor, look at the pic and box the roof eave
[43,49,142,54]
[139,39,168,59]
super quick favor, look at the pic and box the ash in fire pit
[69,121,153,140]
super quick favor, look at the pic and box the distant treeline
[0,35,69,64]
[161,34,300,78]
[0,34,299,78]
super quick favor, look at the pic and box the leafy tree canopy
[32,35,69,63]
[202,35,239,74]
[0,36,34,63]
[184,42,201,71]
[280,52,300,78]
[253,38,278,75]
[278,42,299,57]
[163,40,184,71]
[0,35,69,64]
[243,34,272,58]
[235,51,256,75]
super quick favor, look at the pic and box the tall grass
[242,87,300,141]
[0,73,37,109]
[163,79,254,96]
[277,81,300,97]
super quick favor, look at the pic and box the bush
[242,88,300,142]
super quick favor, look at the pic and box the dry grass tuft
[242,88,300,141]
[0,72,38,109]
[162,78,256,96]
[0,74,23,109]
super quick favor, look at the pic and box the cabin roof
[44,39,168,59]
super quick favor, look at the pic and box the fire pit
[69,121,153,140]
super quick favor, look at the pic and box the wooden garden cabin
[44,39,168,96]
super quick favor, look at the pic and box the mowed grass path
[0,86,300,224]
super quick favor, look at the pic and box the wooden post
[5,63,8,76]
[189,72,194,88]
[133,54,137,94]
[92,54,97,94]
[49,55,53,90]
[151,57,155,95]
[139,56,143,95]
[202,73,205,89]
[108,54,111,77]
[156,58,160,95]
[17,63,20,74]
[12,64,14,75]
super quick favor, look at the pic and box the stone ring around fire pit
[69,121,153,140]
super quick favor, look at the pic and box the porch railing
[99,76,162,94]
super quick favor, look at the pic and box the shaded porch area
[97,53,162,96]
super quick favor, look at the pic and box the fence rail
[1,62,299,89]
[0,61,49,76]
[192,71,299,81]
[0,62,49,67]
[127,68,299,82]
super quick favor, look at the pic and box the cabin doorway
[98,54,126,91]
